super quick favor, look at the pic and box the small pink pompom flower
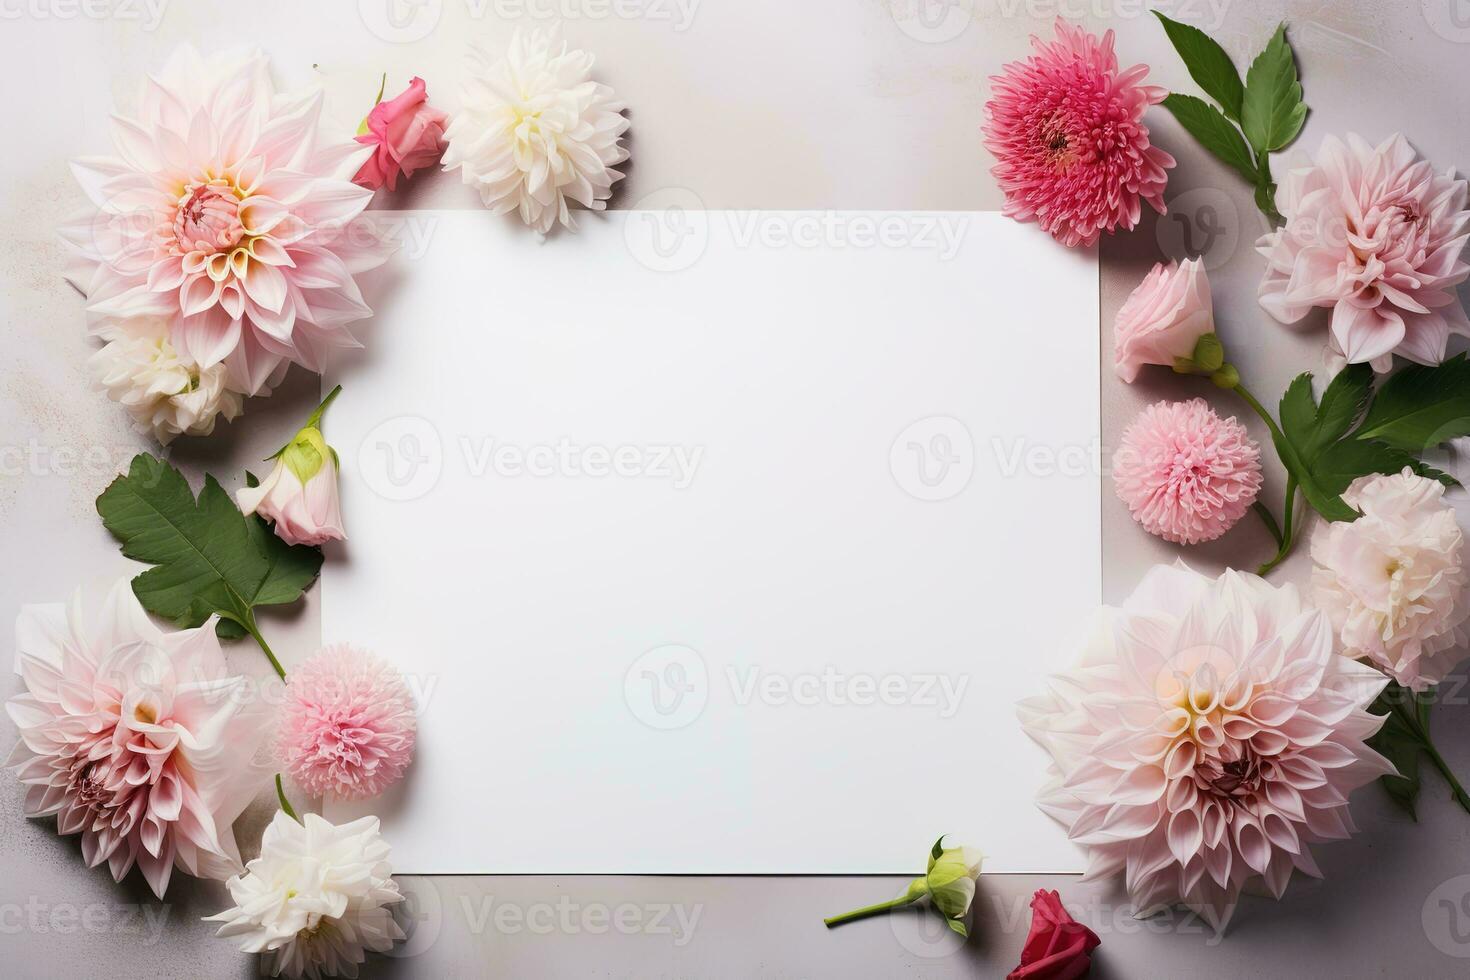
[1114,398,1263,545]
[984,19,1174,247]
[279,644,417,800]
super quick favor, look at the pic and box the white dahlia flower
[1311,469,1470,689]
[60,45,391,395]
[89,316,251,443]
[1019,563,1393,932]
[206,811,405,979]
[443,29,630,234]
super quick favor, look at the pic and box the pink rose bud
[352,76,449,192]
[238,387,346,547]
[1007,889,1100,980]
[1113,256,1216,383]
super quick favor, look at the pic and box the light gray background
[3,1,1470,977]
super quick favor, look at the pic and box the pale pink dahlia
[1114,399,1263,545]
[5,581,269,897]
[60,46,391,395]
[984,19,1174,248]
[1019,563,1394,931]
[1258,134,1470,371]
[279,644,417,800]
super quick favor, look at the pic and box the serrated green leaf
[1160,94,1259,186]
[1312,439,1451,497]
[1241,24,1307,156]
[1153,11,1244,120]
[1280,365,1373,464]
[1353,354,1470,451]
[96,454,323,640]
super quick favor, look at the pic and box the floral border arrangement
[10,15,1470,979]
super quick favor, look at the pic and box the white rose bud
[237,386,346,547]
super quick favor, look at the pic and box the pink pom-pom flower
[983,18,1174,247]
[279,644,417,800]
[1113,398,1263,545]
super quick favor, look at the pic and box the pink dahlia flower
[1019,563,1394,932]
[1258,133,1470,371]
[984,19,1174,248]
[1114,399,1263,545]
[279,644,417,800]
[5,581,268,897]
[60,46,391,395]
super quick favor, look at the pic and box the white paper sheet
[322,210,1097,873]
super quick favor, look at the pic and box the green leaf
[1160,94,1259,186]
[96,454,323,639]
[1368,688,1425,820]
[1153,11,1244,120]
[1241,24,1307,155]
[1314,439,1455,496]
[1280,365,1373,463]
[1353,354,1470,451]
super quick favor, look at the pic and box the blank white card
[323,210,1097,873]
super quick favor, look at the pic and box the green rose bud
[823,836,984,938]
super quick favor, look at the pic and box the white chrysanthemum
[1019,563,1393,932]
[1311,468,1470,689]
[443,29,629,233]
[206,811,404,980]
[89,316,251,443]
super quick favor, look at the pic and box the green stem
[1256,477,1298,576]
[1230,381,1287,446]
[275,774,301,823]
[243,616,288,681]
[824,895,916,928]
[1251,501,1284,549]
[306,384,343,429]
[1395,698,1470,814]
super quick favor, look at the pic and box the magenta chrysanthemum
[279,644,417,800]
[1019,564,1395,931]
[983,18,1174,248]
[1114,398,1263,546]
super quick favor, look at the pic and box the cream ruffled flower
[89,316,250,443]
[6,580,269,897]
[443,28,629,233]
[1311,468,1470,689]
[1019,563,1393,932]
[206,811,404,979]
